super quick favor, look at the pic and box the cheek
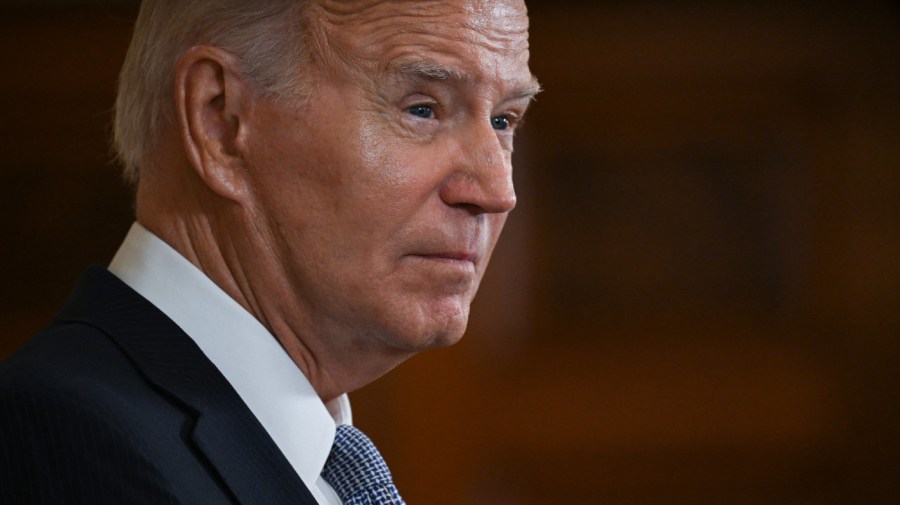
[350,127,443,227]
[356,118,418,191]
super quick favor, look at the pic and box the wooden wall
[2,2,898,503]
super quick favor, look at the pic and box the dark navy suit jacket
[0,267,318,504]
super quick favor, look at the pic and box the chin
[386,303,471,353]
[426,323,468,349]
[361,284,477,354]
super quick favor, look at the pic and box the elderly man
[0,0,538,503]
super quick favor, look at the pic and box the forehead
[311,0,533,90]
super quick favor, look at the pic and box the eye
[407,104,435,119]
[491,115,511,131]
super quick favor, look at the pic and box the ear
[174,46,253,203]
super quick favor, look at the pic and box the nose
[439,123,517,214]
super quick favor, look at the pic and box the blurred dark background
[1,1,898,503]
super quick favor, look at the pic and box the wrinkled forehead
[310,0,531,72]
[314,0,529,28]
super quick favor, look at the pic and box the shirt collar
[108,222,351,490]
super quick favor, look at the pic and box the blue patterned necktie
[322,424,406,505]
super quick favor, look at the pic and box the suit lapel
[55,266,319,505]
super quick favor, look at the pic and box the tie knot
[322,425,405,504]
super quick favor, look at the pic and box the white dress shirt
[108,223,347,505]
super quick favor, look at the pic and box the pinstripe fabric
[0,373,181,504]
[0,267,319,505]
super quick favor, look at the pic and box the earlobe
[175,46,251,203]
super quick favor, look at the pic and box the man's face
[243,0,536,358]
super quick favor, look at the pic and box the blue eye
[407,105,435,119]
[491,115,510,130]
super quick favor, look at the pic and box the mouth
[403,230,483,272]
[403,251,479,272]
[416,251,476,263]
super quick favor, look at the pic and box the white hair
[113,0,312,184]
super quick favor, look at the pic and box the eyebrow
[514,76,543,101]
[388,59,543,102]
